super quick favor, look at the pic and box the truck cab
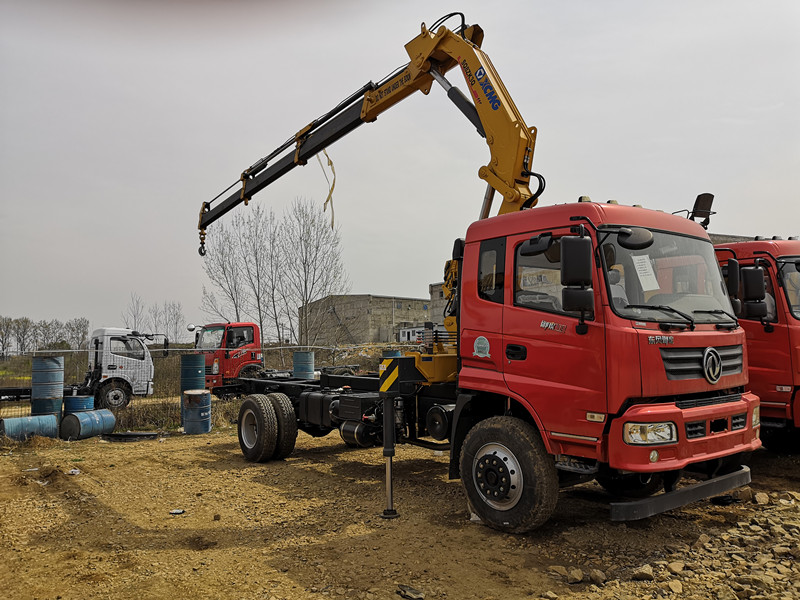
[455,201,760,499]
[714,238,800,449]
[192,322,263,393]
[87,327,157,409]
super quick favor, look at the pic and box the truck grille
[731,413,747,430]
[660,345,742,381]
[685,413,747,440]
[205,366,214,375]
[686,421,706,439]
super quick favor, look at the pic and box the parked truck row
[194,14,776,533]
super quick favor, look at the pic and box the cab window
[478,238,505,304]
[514,237,578,316]
[227,326,255,348]
[110,337,145,361]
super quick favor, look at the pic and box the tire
[596,472,665,499]
[266,393,298,459]
[459,416,558,533]
[96,382,131,410]
[237,394,278,462]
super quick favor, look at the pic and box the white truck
[0,327,167,409]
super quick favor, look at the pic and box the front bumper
[607,392,761,472]
[611,465,751,521]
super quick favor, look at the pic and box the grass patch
[114,396,243,432]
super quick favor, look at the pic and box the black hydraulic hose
[521,172,546,209]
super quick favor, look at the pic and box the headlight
[752,406,760,428]
[623,422,677,445]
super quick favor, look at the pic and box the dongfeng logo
[702,347,722,384]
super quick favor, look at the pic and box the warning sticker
[631,255,660,292]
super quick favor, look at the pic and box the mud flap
[610,466,751,521]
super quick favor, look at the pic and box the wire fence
[0,341,423,423]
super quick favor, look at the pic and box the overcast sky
[1,0,798,337]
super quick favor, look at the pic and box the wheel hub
[241,408,257,449]
[473,443,523,510]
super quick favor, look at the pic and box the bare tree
[0,316,13,357]
[200,220,247,322]
[64,317,90,350]
[163,300,185,344]
[12,317,34,353]
[279,197,350,347]
[147,302,165,335]
[122,292,147,331]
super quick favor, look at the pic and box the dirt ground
[1,426,799,600]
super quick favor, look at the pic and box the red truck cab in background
[715,238,800,450]
[192,322,263,393]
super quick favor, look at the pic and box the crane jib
[199,102,365,231]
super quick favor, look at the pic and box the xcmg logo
[474,67,501,111]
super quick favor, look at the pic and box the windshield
[197,327,225,349]
[601,230,734,325]
[779,256,800,320]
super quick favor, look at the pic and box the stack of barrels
[0,357,115,441]
[180,353,212,435]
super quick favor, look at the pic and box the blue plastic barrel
[181,354,206,427]
[293,351,315,379]
[0,415,59,441]
[183,389,212,434]
[60,409,116,441]
[64,396,95,415]
[31,356,64,421]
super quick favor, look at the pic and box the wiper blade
[693,309,739,329]
[624,304,696,330]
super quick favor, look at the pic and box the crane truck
[196,14,761,532]
[715,237,800,451]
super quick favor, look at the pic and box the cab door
[740,267,793,420]
[502,229,607,441]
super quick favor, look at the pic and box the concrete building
[301,294,432,346]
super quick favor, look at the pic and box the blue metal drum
[63,396,95,415]
[182,389,212,434]
[180,354,206,426]
[31,356,64,421]
[0,415,59,441]
[60,409,116,441]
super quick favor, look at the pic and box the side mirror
[741,267,766,302]
[560,235,594,334]
[561,235,593,287]
[163,338,169,358]
[187,323,196,332]
[617,227,653,250]
[519,232,553,256]
[725,258,740,297]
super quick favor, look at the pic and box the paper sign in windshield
[631,255,660,292]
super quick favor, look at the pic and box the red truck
[715,237,800,451]
[195,15,761,532]
[188,322,264,394]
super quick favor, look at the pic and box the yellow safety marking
[380,362,399,393]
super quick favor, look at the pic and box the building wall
[302,294,433,346]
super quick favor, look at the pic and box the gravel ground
[1,427,799,600]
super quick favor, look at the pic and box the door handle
[505,344,527,361]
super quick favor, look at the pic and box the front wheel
[460,416,558,533]
[96,382,131,410]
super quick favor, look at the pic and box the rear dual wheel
[237,393,297,462]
